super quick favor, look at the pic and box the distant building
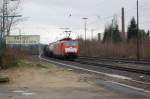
[6,35,40,55]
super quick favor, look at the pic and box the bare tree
[0,0,22,36]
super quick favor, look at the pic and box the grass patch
[10,60,56,69]
[0,76,9,83]
[0,48,30,69]
[6,60,34,69]
[16,60,34,68]
[16,60,57,70]
[35,61,57,69]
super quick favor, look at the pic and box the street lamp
[82,17,88,56]
[82,17,88,41]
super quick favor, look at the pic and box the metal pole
[0,16,2,43]
[122,7,125,40]
[85,20,87,41]
[5,0,9,36]
[137,0,140,60]
[2,0,5,39]
[82,17,88,41]
[2,0,8,39]
[1,0,21,38]
[82,17,88,56]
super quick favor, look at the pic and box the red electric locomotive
[44,38,79,59]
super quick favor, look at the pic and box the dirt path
[0,60,107,92]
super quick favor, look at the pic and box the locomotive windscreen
[64,41,78,46]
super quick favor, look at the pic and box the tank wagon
[44,38,79,59]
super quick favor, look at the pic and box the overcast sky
[11,0,150,44]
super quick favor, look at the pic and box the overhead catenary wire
[60,0,150,39]
[89,0,150,30]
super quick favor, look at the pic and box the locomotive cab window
[64,41,78,46]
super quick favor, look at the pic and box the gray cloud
[14,0,150,43]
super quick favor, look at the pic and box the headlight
[65,47,77,53]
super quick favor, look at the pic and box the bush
[0,48,30,69]
[79,39,150,60]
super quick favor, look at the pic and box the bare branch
[0,0,23,35]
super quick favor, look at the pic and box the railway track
[78,56,150,65]
[41,53,150,75]
[75,57,150,75]
[40,55,150,92]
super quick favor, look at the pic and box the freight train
[44,38,79,59]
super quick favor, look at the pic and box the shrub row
[0,48,29,69]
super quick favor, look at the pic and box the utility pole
[1,0,22,40]
[2,0,6,39]
[2,0,9,38]
[121,7,125,40]
[137,0,140,60]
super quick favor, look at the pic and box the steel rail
[75,58,150,75]
[78,56,150,65]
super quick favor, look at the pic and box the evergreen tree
[112,23,122,43]
[127,17,149,42]
[103,16,122,43]
[103,25,111,43]
[147,30,150,37]
[147,30,150,40]
[127,17,137,41]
